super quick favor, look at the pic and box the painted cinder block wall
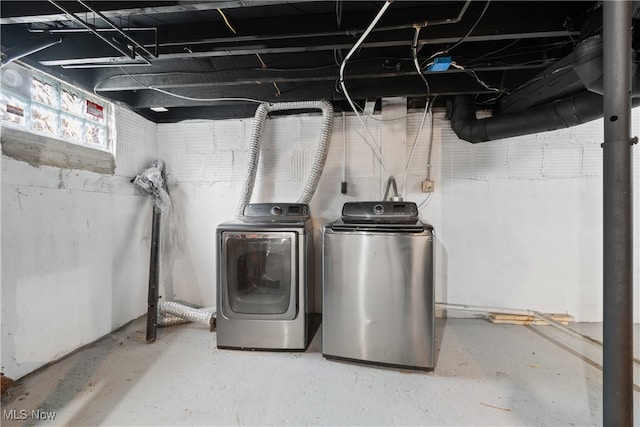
[1,100,638,381]
[1,107,157,380]
[157,101,640,324]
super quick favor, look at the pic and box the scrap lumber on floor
[489,313,574,325]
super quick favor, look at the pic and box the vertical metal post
[146,205,162,342]
[602,1,633,426]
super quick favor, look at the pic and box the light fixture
[150,107,168,112]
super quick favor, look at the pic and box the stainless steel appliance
[322,201,435,370]
[217,203,316,350]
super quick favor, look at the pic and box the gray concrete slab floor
[2,317,639,426]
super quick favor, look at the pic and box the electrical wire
[449,61,501,92]
[412,26,431,98]
[402,97,432,199]
[465,38,520,64]
[339,0,392,181]
[459,40,573,65]
[342,111,347,185]
[418,100,436,209]
[403,24,435,199]
[418,192,433,209]
[425,101,435,182]
[217,8,280,97]
[216,8,237,34]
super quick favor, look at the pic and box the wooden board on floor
[1,373,14,394]
[489,313,574,326]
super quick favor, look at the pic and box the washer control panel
[341,201,418,224]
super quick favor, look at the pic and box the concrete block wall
[2,100,638,380]
[157,103,639,323]
[1,106,157,379]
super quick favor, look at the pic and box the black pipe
[602,1,633,425]
[449,91,606,143]
[146,204,161,343]
[450,90,640,143]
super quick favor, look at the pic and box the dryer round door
[220,231,298,320]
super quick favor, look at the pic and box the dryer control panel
[243,203,310,219]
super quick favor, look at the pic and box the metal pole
[146,204,161,342]
[602,1,633,426]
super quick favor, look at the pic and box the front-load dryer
[216,203,316,350]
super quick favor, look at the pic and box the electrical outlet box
[422,179,434,193]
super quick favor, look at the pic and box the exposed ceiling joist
[37,30,579,68]
[1,0,615,123]
[0,1,307,25]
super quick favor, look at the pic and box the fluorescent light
[150,107,168,112]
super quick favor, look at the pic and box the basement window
[1,62,115,174]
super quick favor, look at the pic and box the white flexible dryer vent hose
[158,301,216,330]
[236,100,334,218]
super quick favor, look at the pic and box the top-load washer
[322,201,435,370]
[216,203,315,350]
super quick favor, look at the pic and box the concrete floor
[2,316,639,426]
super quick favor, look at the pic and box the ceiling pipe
[137,0,472,48]
[450,91,640,143]
[47,0,151,64]
[142,30,577,55]
[0,35,62,67]
[39,30,578,68]
[75,0,158,58]
[0,1,303,25]
[449,91,614,143]
[47,0,132,59]
[450,29,640,143]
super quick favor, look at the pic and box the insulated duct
[450,28,640,143]
[449,91,607,143]
[235,100,334,218]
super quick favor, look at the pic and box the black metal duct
[450,33,640,143]
[449,91,608,143]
